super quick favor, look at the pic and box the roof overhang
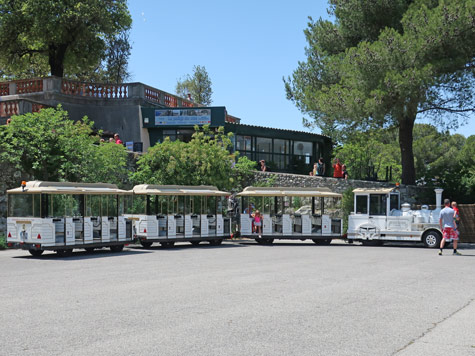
[352,187,398,194]
[237,187,342,198]
[7,181,129,195]
[132,184,230,196]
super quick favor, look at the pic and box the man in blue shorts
[439,198,461,255]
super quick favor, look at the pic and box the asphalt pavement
[1,240,474,356]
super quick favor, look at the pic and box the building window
[163,129,176,141]
[256,137,272,153]
[236,135,252,152]
[176,129,194,143]
[273,154,289,170]
[294,141,312,156]
[274,139,289,154]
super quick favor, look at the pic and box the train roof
[237,187,342,198]
[352,187,398,194]
[132,184,230,196]
[7,181,129,195]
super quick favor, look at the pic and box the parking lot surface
[1,240,474,356]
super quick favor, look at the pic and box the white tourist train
[127,185,232,247]
[237,186,343,244]
[347,187,446,248]
[6,181,134,256]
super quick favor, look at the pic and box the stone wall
[249,171,435,206]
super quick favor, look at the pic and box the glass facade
[147,119,329,175]
[234,135,317,174]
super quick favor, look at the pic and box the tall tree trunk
[48,44,68,77]
[398,116,416,185]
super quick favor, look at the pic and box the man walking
[439,198,461,255]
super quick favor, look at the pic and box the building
[142,106,331,174]
[0,77,332,175]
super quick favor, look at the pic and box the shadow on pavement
[130,241,248,251]
[13,248,151,261]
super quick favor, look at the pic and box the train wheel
[209,239,223,246]
[160,241,175,248]
[255,238,263,244]
[262,238,274,245]
[29,249,44,257]
[110,244,124,253]
[191,241,201,246]
[423,230,442,248]
[140,241,153,248]
[84,247,95,253]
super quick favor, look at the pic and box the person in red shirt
[114,133,123,145]
[333,158,343,178]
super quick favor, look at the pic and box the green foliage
[0,235,6,250]
[175,65,213,105]
[341,187,355,234]
[335,128,402,182]
[131,126,235,190]
[0,107,128,185]
[0,0,132,78]
[232,156,257,190]
[83,142,129,186]
[285,0,475,184]
[334,124,474,202]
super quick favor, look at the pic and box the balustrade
[0,77,206,111]
[0,82,9,96]
[0,101,19,117]
[144,87,160,103]
[164,93,177,107]
[61,80,129,99]
[16,79,43,94]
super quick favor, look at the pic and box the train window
[176,196,185,215]
[370,194,387,216]
[158,196,168,215]
[324,197,342,218]
[192,196,201,215]
[88,195,102,217]
[390,194,400,211]
[263,196,273,215]
[206,196,216,215]
[283,196,293,214]
[8,194,40,217]
[125,195,145,214]
[356,195,368,214]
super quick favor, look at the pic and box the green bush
[0,235,6,250]
[341,187,354,234]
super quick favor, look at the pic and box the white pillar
[434,189,444,209]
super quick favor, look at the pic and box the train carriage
[237,187,343,244]
[128,185,231,247]
[6,181,133,256]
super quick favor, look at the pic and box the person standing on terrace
[114,133,123,145]
[332,158,343,178]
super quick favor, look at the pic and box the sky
[126,0,475,138]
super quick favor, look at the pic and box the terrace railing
[0,76,240,123]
